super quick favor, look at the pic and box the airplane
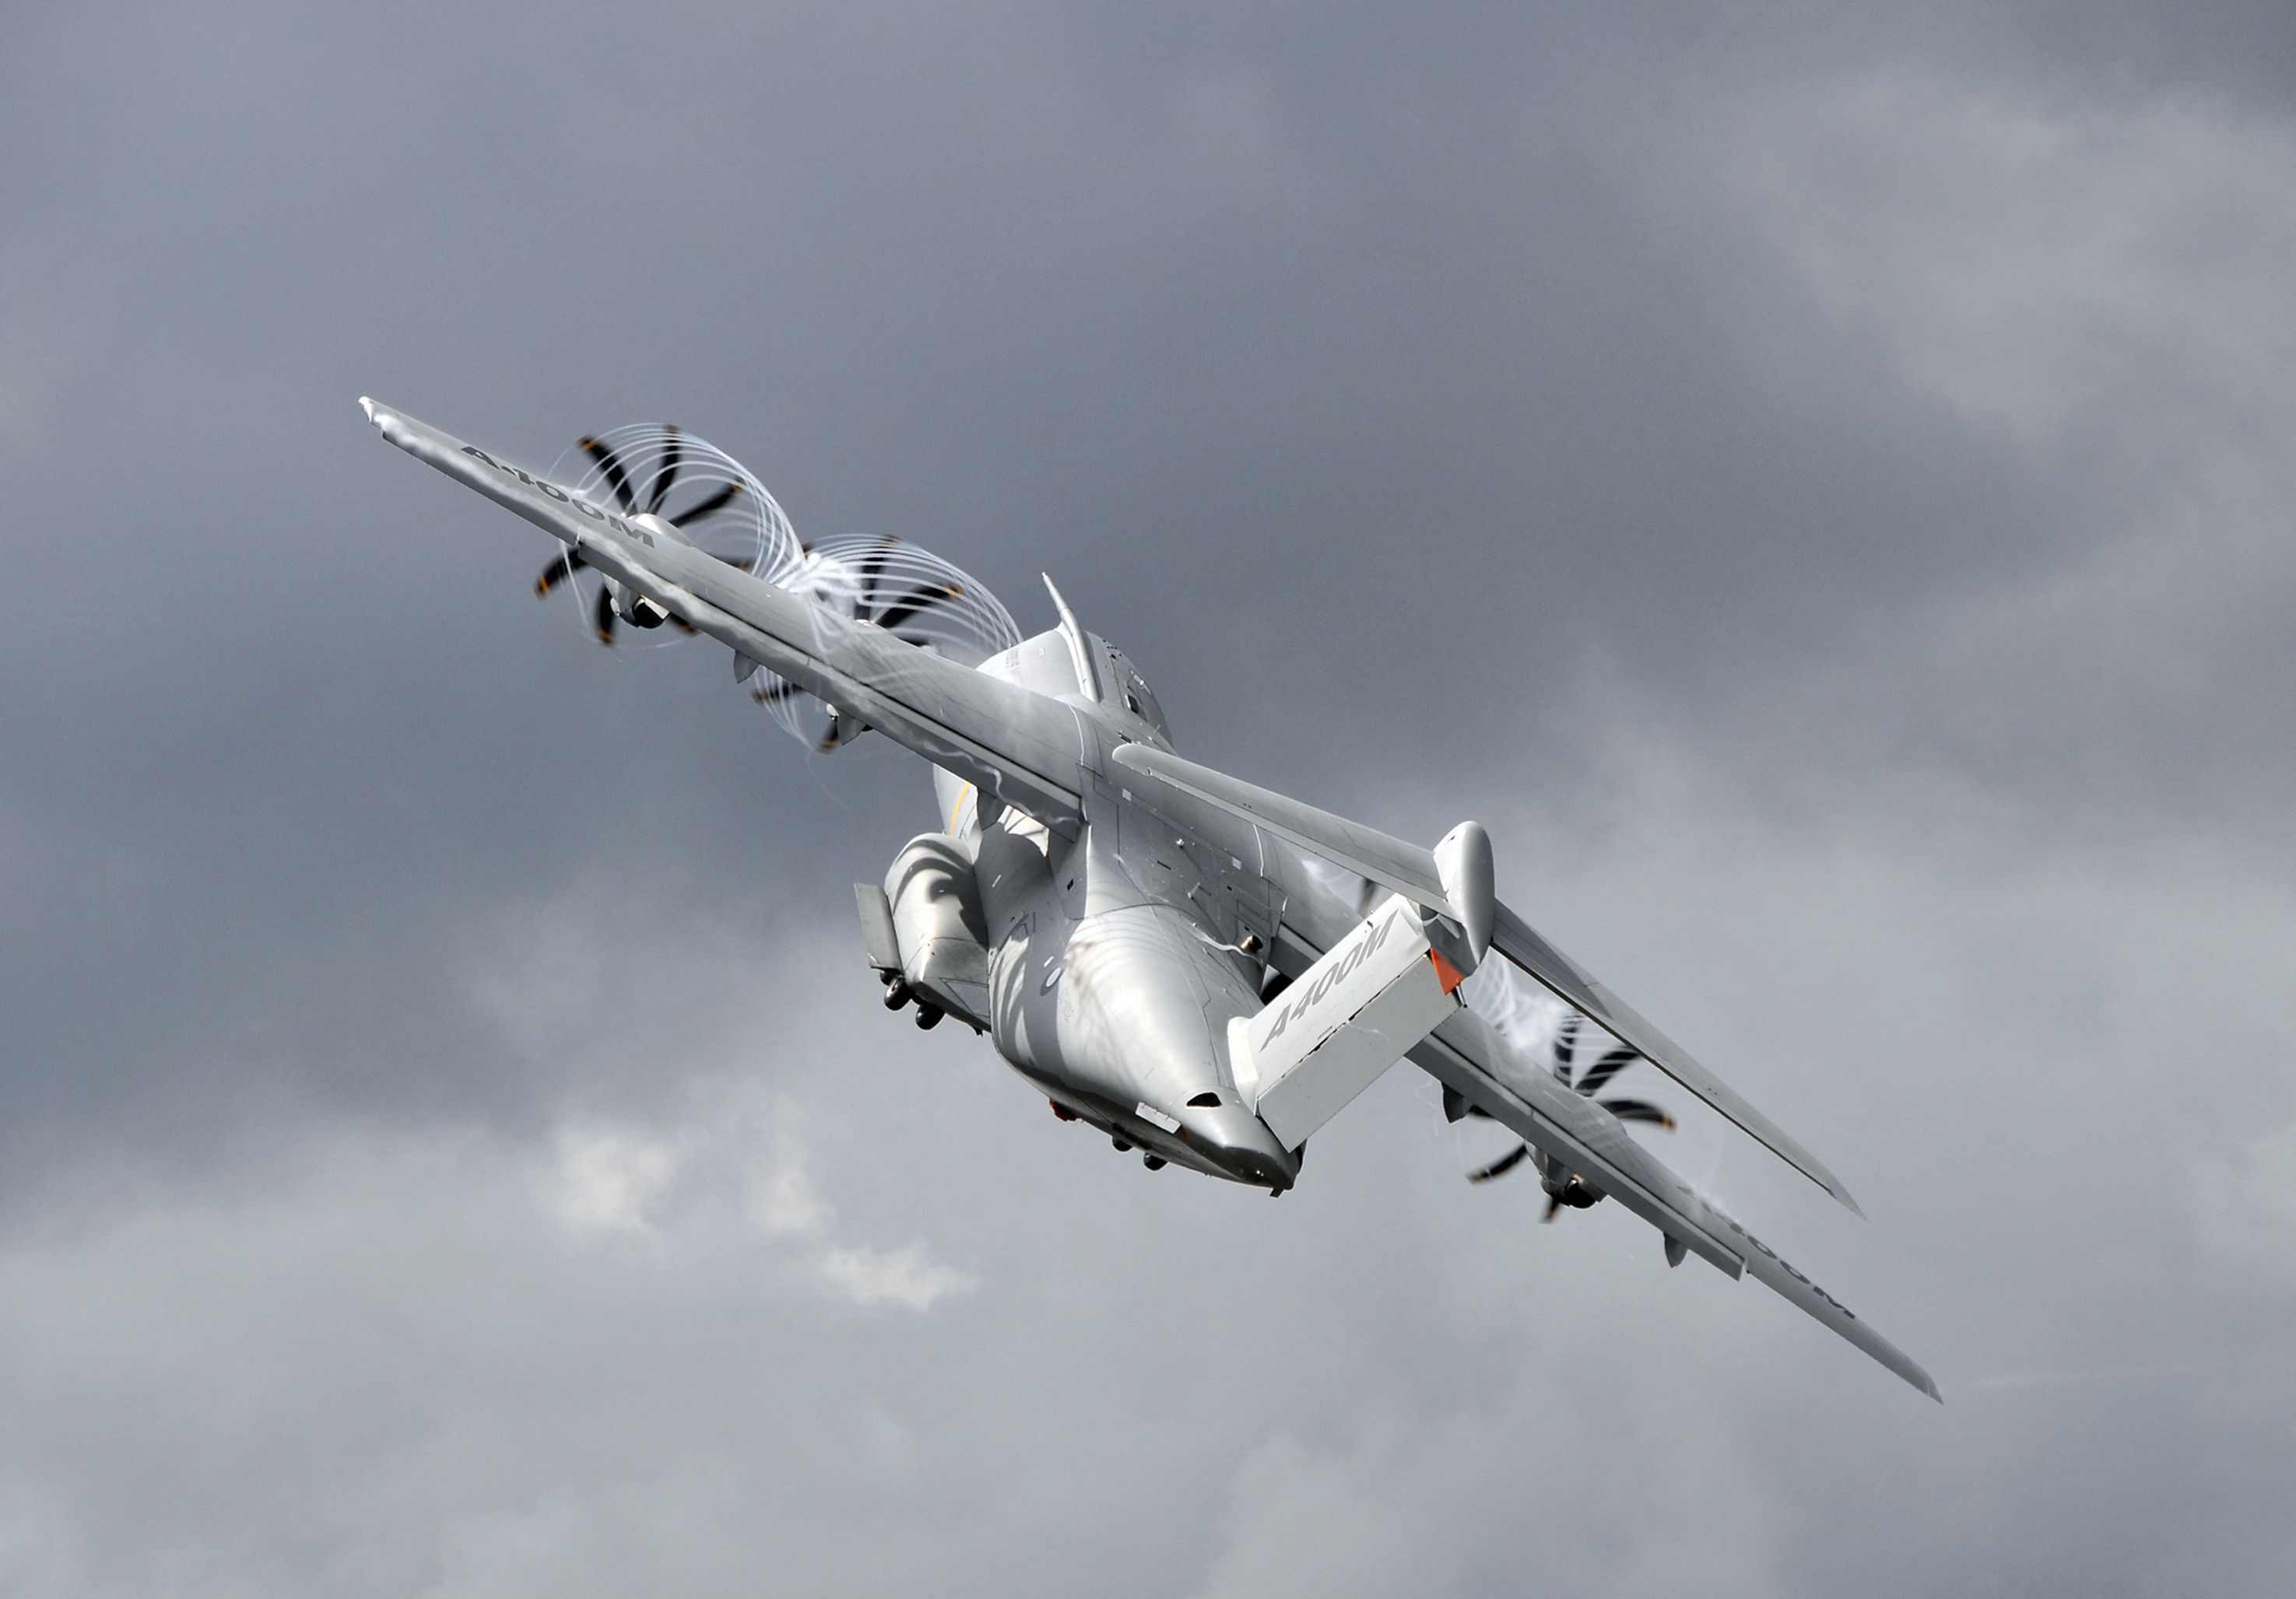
[363,398,1940,1400]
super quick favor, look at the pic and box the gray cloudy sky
[4,2,2294,1594]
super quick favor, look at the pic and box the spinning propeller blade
[1575,1046,1641,1099]
[644,424,683,513]
[536,426,758,645]
[1598,1099,1675,1128]
[1466,1145,1533,1184]
[579,435,636,510]
[535,549,585,598]
[665,479,740,526]
[873,581,962,635]
[1463,1015,1674,1202]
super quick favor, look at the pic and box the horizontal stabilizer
[1232,895,1463,1149]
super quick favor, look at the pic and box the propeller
[844,538,965,636]
[533,424,759,645]
[511,424,1020,754]
[746,536,980,751]
[1460,1015,1675,1219]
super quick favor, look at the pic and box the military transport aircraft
[363,398,1938,1399]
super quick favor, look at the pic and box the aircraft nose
[1186,1103,1301,1192]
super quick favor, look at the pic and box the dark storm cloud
[3,2,2294,1594]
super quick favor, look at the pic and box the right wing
[363,400,1087,829]
[1405,1001,1940,1399]
[1118,741,1936,1394]
[1108,742,1866,1215]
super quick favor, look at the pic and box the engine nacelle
[882,833,991,1030]
[620,590,672,629]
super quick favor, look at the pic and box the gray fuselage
[910,629,1311,1190]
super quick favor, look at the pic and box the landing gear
[913,1002,943,1030]
[882,977,912,1011]
[1143,1154,1166,1170]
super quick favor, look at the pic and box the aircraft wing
[1409,1002,1940,1398]
[363,400,1087,829]
[1108,742,1865,1215]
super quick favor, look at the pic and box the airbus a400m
[365,398,1937,1399]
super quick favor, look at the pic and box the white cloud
[750,1153,831,1238]
[545,1078,972,1313]
[550,1127,678,1233]
[818,1242,975,1310]
[751,1137,973,1309]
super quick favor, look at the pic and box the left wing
[363,400,1087,828]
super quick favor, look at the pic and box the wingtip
[1783,1156,1867,1219]
[1785,1148,1866,1219]
[357,395,410,447]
